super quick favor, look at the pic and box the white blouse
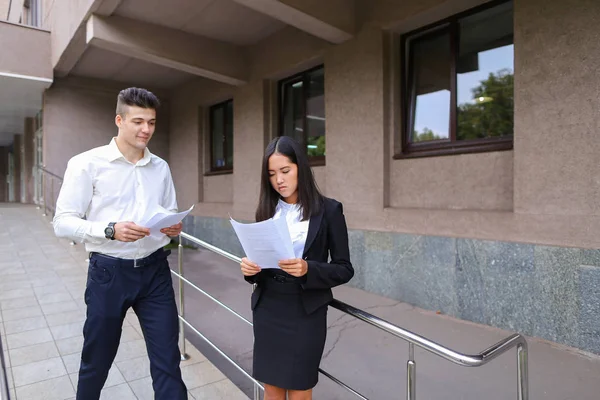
[274,199,309,259]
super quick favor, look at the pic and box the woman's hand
[240,257,262,276]
[278,258,308,277]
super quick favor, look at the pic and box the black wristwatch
[104,222,116,240]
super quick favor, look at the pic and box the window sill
[204,169,233,177]
[394,139,513,159]
[309,157,326,167]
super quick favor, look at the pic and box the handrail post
[517,343,528,400]
[42,171,47,216]
[407,343,416,400]
[178,235,190,361]
[50,177,54,220]
[253,382,261,400]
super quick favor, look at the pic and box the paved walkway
[0,204,247,400]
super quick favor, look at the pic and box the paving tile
[99,383,137,400]
[105,365,127,388]
[46,310,86,327]
[114,339,148,363]
[69,364,125,392]
[41,300,79,316]
[12,357,67,387]
[190,378,249,400]
[2,306,44,322]
[0,268,27,277]
[6,366,13,388]
[120,326,142,343]
[3,350,10,368]
[0,281,31,292]
[33,284,70,297]
[180,361,226,390]
[181,339,208,367]
[116,355,151,381]
[1,305,43,322]
[0,288,35,301]
[15,375,75,400]
[0,296,39,311]
[9,341,59,367]
[6,327,53,349]
[37,291,74,305]
[50,321,84,340]
[4,316,47,335]
[56,335,84,356]
[127,376,154,400]
[62,352,82,374]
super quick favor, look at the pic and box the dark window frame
[278,65,326,167]
[397,0,514,159]
[208,99,234,174]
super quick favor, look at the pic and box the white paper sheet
[139,205,194,238]
[230,217,294,269]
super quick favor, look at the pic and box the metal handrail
[0,335,10,400]
[39,166,63,218]
[39,167,63,181]
[176,231,528,400]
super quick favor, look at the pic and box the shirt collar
[106,137,153,166]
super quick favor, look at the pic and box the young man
[53,87,188,400]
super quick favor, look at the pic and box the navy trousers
[77,249,187,400]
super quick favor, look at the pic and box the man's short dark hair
[116,87,160,117]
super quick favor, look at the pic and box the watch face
[104,227,114,237]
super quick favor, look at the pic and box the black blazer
[245,197,354,314]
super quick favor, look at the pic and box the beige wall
[13,134,22,201]
[389,152,514,211]
[23,117,35,203]
[41,0,600,248]
[514,0,600,218]
[43,0,93,67]
[43,78,170,178]
[0,147,7,202]
[169,78,236,210]
[0,21,52,78]
[0,0,9,21]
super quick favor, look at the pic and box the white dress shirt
[274,199,309,259]
[53,138,177,259]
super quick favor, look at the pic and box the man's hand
[278,258,308,277]
[160,222,183,237]
[114,222,150,242]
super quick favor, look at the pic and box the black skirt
[252,275,327,390]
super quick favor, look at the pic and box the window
[279,66,326,164]
[209,100,233,173]
[23,0,41,27]
[399,0,514,158]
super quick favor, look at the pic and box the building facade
[2,0,600,356]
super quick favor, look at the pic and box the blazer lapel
[302,208,324,258]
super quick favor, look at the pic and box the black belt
[263,270,302,284]
[89,248,170,268]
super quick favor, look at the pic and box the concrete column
[0,147,8,203]
[23,117,35,204]
[232,80,270,219]
[13,134,23,203]
[324,27,386,213]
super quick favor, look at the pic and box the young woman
[240,136,354,400]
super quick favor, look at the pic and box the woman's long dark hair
[255,136,323,222]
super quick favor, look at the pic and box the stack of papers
[230,217,295,269]
[138,205,195,238]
